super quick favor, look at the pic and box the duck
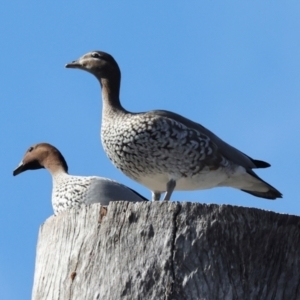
[13,143,148,215]
[65,50,282,201]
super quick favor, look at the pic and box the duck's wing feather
[149,110,270,170]
[85,177,148,205]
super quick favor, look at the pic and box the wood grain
[32,202,300,300]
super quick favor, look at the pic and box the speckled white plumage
[51,172,147,215]
[13,143,148,215]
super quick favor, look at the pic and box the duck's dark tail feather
[241,188,282,200]
[252,159,271,169]
[241,170,282,200]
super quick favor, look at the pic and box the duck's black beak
[13,162,25,176]
[65,60,81,68]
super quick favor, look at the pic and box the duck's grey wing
[85,178,148,205]
[126,187,149,201]
[151,110,270,170]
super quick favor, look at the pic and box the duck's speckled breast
[101,112,227,181]
[52,175,91,214]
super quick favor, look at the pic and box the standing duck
[65,51,282,201]
[13,143,148,215]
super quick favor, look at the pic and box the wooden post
[32,202,300,300]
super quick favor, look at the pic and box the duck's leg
[163,179,176,201]
[152,191,161,201]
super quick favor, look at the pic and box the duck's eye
[91,52,101,59]
[28,147,33,152]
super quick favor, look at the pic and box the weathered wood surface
[32,202,300,300]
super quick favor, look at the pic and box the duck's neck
[44,158,68,178]
[51,169,69,185]
[100,77,126,114]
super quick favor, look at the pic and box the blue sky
[1,1,300,299]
